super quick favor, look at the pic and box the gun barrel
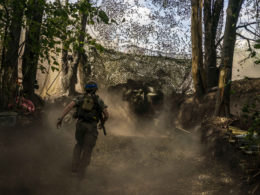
[99,111,107,136]
[103,125,107,136]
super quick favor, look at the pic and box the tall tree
[214,0,244,116]
[59,0,70,94]
[0,0,26,110]
[60,0,108,95]
[204,0,224,88]
[191,0,206,98]
[22,0,45,99]
[63,0,89,96]
[78,52,90,91]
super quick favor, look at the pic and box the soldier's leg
[72,144,81,172]
[72,121,86,172]
[80,134,97,168]
[77,134,97,179]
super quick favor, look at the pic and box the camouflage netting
[87,48,191,94]
[37,48,191,98]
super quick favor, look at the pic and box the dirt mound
[231,78,260,117]
[172,78,260,130]
[200,116,260,194]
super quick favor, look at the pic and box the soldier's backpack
[74,94,101,122]
[82,93,95,111]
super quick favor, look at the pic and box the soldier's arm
[103,107,109,121]
[60,101,75,120]
[57,101,75,128]
[98,97,109,121]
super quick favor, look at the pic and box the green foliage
[0,0,110,73]
[254,44,260,49]
[93,43,105,52]
[250,51,256,58]
[242,96,260,143]
[0,0,25,53]
[98,10,109,24]
[37,0,110,70]
[247,39,260,66]
[51,66,59,72]
[39,65,47,74]
[230,89,236,95]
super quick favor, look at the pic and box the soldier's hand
[57,118,63,129]
[103,116,108,122]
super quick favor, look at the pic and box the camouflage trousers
[72,120,98,178]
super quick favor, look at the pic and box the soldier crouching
[56,81,109,179]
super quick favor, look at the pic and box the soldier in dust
[56,81,109,179]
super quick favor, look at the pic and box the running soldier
[57,81,109,179]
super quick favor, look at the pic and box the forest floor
[0,104,249,195]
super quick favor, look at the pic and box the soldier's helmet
[85,81,98,93]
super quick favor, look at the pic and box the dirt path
[0,110,244,195]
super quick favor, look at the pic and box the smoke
[101,91,137,137]
[0,91,239,195]
[100,90,172,138]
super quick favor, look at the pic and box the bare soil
[0,107,246,195]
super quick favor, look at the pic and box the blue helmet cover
[85,83,97,89]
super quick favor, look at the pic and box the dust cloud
[0,91,241,195]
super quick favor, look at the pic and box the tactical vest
[75,94,101,122]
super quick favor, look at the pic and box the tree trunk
[61,44,69,94]
[63,0,88,96]
[214,0,244,117]
[0,15,9,108]
[204,0,224,89]
[22,0,45,99]
[59,0,70,94]
[79,52,91,91]
[0,0,26,110]
[191,0,206,98]
[0,14,10,72]
[68,54,80,96]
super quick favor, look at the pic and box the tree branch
[236,33,258,41]
[216,22,260,48]
[215,22,260,48]
[245,26,260,38]
[0,17,7,23]
[246,36,252,51]
[237,21,260,29]
[215,35,224,47]
[3,1,10,22]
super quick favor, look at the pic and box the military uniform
[72,94,107,178]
